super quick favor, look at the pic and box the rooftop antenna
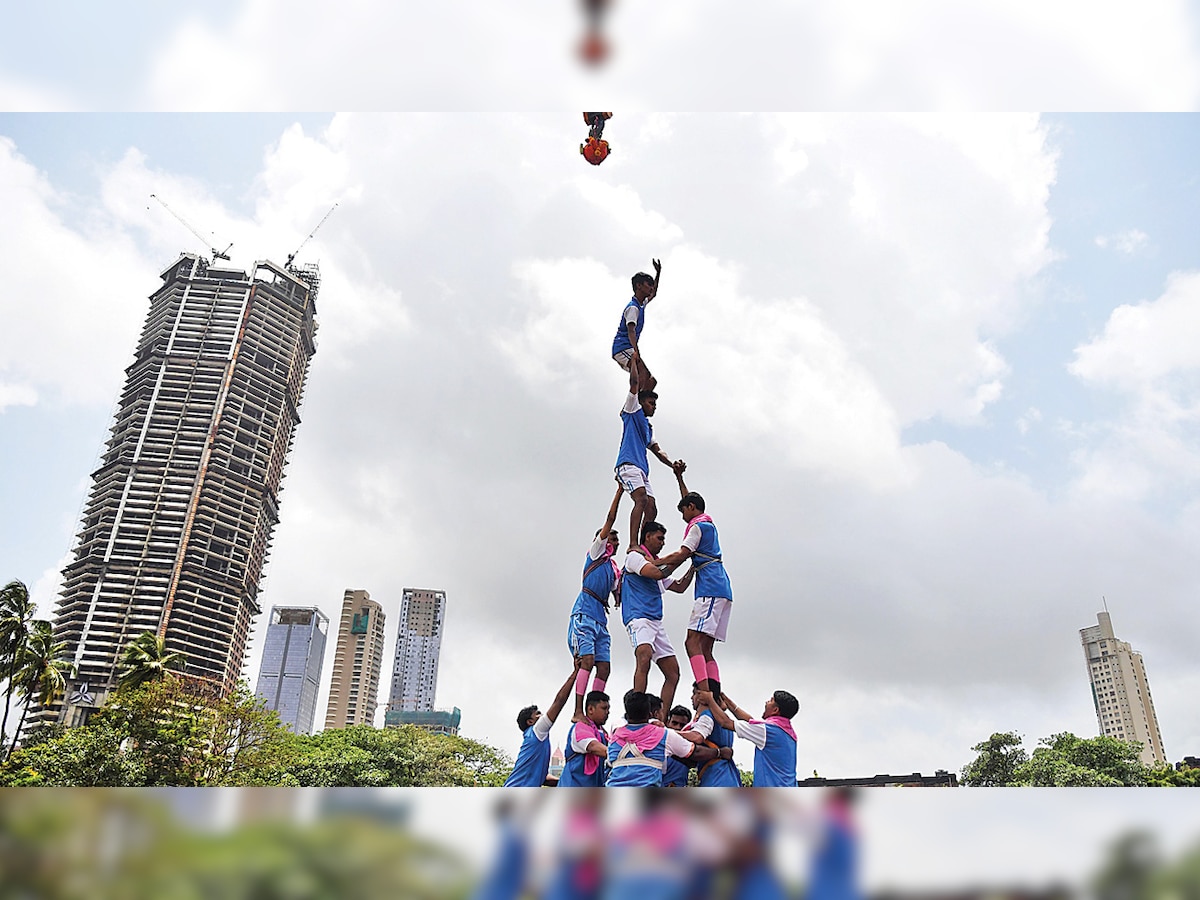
[287,202,338,269]
[1102,595,1109,613]
[149,193,232,262]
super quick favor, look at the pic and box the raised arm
[674,463,689,499]
[599,483,623,539]
[719,692,754,723]
[698,690,739,731]
[546,669,580,725]
[648,258,662,302]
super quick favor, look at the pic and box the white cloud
[0,138,153,408]
[5,113,1200,780]
[573,179,685,244]
[1095,228,1150,255]
[0,382,37,412]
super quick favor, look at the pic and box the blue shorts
[567,613,611,663]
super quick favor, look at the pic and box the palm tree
[6,620,73,759]
[117,631,187,691]
[0,580,36,752]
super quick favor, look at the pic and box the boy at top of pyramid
[611,258,661,393]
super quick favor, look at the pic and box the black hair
[646,694,662,715]
[641,520,666,542]
[623,689,651,723]
[632,272,654,291]
[516,705,538,731]
[773,690,800,720]
[669,705,692,722]
[584,690,610,709]
[677,492,705,513]
[637,389,659,403]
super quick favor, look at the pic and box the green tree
[962,731,1155,786]
[960,731,1029,785]
[264,724,511,787]
[117,631,187,690]
[0,719,145,786]
[0,579,36,753]
[6,619,73,758]
[1021,732,1150,786]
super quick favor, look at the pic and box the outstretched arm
[648,258,662,302]
[546,670,579,725]
[674,463,689,498]
[648,441,680,473]
[697,690,741,730]
[719,692,754,723]
[599,483,623,539]
[665,564,695,593]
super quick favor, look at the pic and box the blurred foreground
[2,788,1200,899]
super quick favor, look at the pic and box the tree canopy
[961,730,1197,786]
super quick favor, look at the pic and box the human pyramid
[504,260,800,788]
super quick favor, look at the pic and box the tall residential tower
[254,606,329,734]
[51,253,319,724]
[324,589,387,729]
[1080,609,1166,766]
[386,588,447,714]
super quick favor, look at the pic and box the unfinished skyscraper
[50,253,319,725]
[1080,609,1167,766]
[325,589,387,730]
[254,605,329,734]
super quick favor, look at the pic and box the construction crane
[286,203,338,269]
[149,193,232,262]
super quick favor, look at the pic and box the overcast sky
[2,6,1200,783]
[3,111,1199,780]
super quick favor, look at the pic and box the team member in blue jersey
[558,690,611,788]
[568,483,624,720]
[677,683,742,787]
[656,468,734,699]
[700,689,799,787]
[622,521,694,714]
[611,259,662,391]
[615,346,684,557]
[606,690,727,787]
[662,705,694,787]
[504,671,577,787]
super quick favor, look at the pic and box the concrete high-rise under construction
[325,589,387,730]
[1080,609,1167,766]
[50,253,319,725]
[254,605,329,734]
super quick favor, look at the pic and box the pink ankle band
[575,669,590,695]
[706,660,721,682]
[689,655,708,685]
[592,677,606,693]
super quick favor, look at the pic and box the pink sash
[751,715,797,742]
[612,723,665,752]
[684,513,713,540]
[574,719,607,776]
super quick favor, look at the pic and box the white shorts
[615,464,654,497]
[688,597,733,642]
[613,349,635,372]
[626,617,676,662]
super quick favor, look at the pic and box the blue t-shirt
[570,543,617,623]
[615,396,653,474]
[611,297,646,355]
[504,720,552,787]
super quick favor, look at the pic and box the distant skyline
[2,113,1199,776]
